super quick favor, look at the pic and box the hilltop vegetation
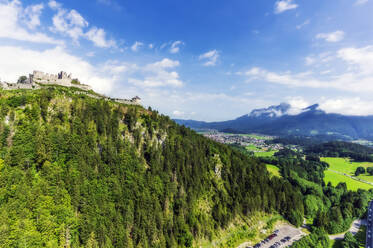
[0,87,304,248]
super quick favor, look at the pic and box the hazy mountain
[175,103,373,140]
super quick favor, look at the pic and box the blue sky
[0,0,373,121]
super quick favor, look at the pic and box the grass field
[321,157,373,175]
[266,164,281,178]
[322,157,373,191]
[324,170,372,191]
[321,157,373,183]
[245,143,277,157]
[255,151,276,157]
[245,144,260,151]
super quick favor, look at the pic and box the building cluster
[203,131,283,151]
[0,70,141,105]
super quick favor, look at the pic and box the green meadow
[245,144,260,151]
[245,143,277,157]
[321,157,373,191]
[323,170,372,191]
[265,164,281,178]
[255,151,276,157]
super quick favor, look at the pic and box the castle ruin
[0,70,141,106]
[29,70,92,91]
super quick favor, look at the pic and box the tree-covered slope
[305,141,373,161]
[0,87,303,248]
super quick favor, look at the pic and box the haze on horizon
[0,0,372,121]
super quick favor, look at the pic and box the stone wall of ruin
[31,71,92,91]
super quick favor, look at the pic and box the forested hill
[305,141,373,162]
[0,86,303,248]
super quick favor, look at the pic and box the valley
[199,131,284,156]
[1,0,372,247]
[199,130,373,247]
[0,85,372,247]
[175,103,373,141]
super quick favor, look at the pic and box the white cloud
[285,96,373,116]
[172,110,185,117]
[48,0,61,10]
[0,0,62,44]
[149,43,154,49]
[316,30,345,42]
[131,41,143,52]
[274,0,298,14]
[50,6,88,42]
[245,67,262,75]
[100,60,136,76]
[305,56,315,65]
[286,97,310,115]
[199,50,220,66]
[147,58,180,69]
[49,0,115,47]
[0,45,116,94]
[296,19,310,30]
[23,3,44,29]
[86,27,116,48]
[337,46,373,75]
[355,0,368,5]
[320,98,373,116]
[169,40,183,54]
[128,58,183,87]
[241,46,373,94]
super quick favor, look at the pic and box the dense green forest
[305,141,373,162]
[0,87,305,247]
[261,148,372,234]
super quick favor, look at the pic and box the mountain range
[175,103,373,141]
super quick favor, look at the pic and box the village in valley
[201,130,284,155]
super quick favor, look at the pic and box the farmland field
[321,157,373,183]
[322,157,373,191]
[323,170,372,191]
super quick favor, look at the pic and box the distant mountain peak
[247,102,325,119]
[303,104,320,111]
[249,102,291,118]
[175,101,373,140]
